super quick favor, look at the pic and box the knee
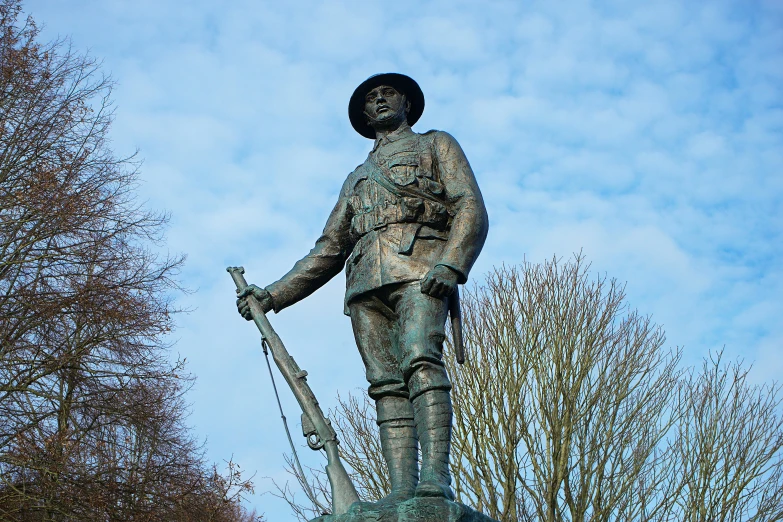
[400,328,446,372]
[406,360,451,401]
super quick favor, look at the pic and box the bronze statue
[237,73,488,505]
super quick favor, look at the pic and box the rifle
[227,266,360,515]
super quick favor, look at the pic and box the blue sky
[24,0,782,518]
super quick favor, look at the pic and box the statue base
[311,497,499,522]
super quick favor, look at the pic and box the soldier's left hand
[421,265,459,299]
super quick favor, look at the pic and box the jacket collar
[372,123,414,153]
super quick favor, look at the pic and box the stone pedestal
[310,497,499,522]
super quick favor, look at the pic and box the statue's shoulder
[421,128,460,141]
[420,129,441,141]
[419,129,462,152]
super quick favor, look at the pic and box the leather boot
[374,418,419,505]
[413,389,455,500]
[373,396,418,505]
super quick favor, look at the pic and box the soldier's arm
[264,178,355,312]
[431,131,489,283]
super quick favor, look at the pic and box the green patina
[236,74,490,520]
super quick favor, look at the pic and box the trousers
[348,281,452,423]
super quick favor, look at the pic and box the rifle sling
[366,155,445,206]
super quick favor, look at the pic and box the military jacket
[266,125,489,313]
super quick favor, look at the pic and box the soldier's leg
[349,292,418,503]
[392,283,454,500]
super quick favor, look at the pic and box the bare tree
[0,2,261,519]
[278,256,782,522]
[433,256,679,522]
[668,353,783,522]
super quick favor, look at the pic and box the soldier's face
[363,85,410,129]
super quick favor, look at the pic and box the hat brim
[349,73,424,139]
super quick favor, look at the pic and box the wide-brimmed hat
[348,73,425,139]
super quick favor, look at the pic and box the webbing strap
[366,155,444,205]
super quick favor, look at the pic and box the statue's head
[349,73,424,139]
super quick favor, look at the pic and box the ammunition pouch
[351,197,449,236]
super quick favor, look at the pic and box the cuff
[264,285,282,313]
[435,263,467,284]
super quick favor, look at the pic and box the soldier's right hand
[236,284,273,320]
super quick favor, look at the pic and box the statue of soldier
[237,73,488,504]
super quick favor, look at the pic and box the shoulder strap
[366,155,442,205]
